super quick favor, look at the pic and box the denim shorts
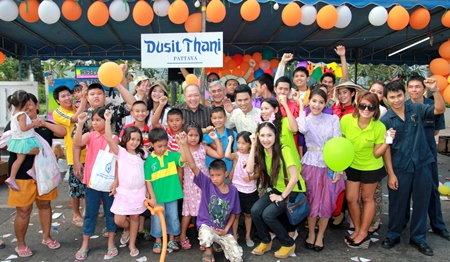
[150,200,180,238]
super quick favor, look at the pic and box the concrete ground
[0,141,449,261]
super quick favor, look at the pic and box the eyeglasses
[207,78,219,82]
[358,103,376,112]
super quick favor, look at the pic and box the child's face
[258,126,275,149]
[167,114,184,133]
[209,168,228,187]
[260,102,277,121]
[126,132,142,151]
[386,90,405,110]
[237,137,251,154]
[73,89,83,100]
[87,88,106,108]
[210,112,226,129]
[293,71,309,88]
[151,140,168,156]
[91,114,106,133]
[131,104,149,123]
[309,94,326,116]
[338,88,354,106]
[187,129,200,146]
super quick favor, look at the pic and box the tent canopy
[0,0,449,64]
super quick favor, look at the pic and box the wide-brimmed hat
[134,75,149,86]
[334,80,366,93]
[150,80,168,94]
[220,74,247,86]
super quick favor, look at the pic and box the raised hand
[104,109,113,121]
[249,59,256,68]
[223,97,234,113]
[175,132,187,145]
[120,60,128,73]
[278,94,287,106]
[77,112,88,123]
[208,131,218,140]
[334,45,346,57]
[228,135,234,143]
[424,78,437,92]
[281,53,294,65]
[159,96,168,106]
[249,133,256,145]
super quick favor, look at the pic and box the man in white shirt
[224,84,260,133]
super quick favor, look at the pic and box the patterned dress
[182,144,208,216]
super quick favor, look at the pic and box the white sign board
[141,32,223,68]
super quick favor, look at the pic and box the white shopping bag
[88,144,116,192]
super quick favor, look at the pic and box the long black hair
[119,126,146,160]
[260,98,282,134]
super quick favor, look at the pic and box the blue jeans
[251,192,294,246]
[150,200,180,238]
[83,187,116,235]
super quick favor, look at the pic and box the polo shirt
[175,103,212,129]
[53,106,86,165]
[203,128,237,174]
[265,146,305,193]
[340,114,386,171]
[405,98,445,156]
[119,122,150,146]
[252,94,276,109]
[144,151,185,204]
[225,106,260,133]
[380,104,435,173]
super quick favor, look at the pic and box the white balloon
[0,0,18,22]
[38,0,60,24]
[153,0,170,17]
[368,6,388,26]
[109,0,130,22]
[273,3,279,11]
[300,4,316,26]
[335,5,352,29]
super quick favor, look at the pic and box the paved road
[0,155,449,262]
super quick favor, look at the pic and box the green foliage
[0,57,19,80]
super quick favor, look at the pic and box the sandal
[153,242,162,254]
[5,178,20,191]
[107,247,118,257]
[245,239,255,248]
[72,219,83,227]
[212,243,222,252]
[274,244,296,259]
[41,239,61,249]
[15,246,33,257]
[75,249,89,261]
[199,245,206,251]
[202,252,215,262]
[180,238,192,250]
[252,241,272,255]
[120,230,130,245]
[168,240,180,251]
[130,247,140,257]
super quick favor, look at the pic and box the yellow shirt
[340,114,386,171]
[53,106,86,165]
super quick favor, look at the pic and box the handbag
[34,133,61,196]
[88,144,116,192]
[282,158,310,225]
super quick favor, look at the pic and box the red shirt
[280,100,299,118]
[331,104,355,119]
[165,126,179,152]
[120,122,150,146]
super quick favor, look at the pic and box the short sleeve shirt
[120,122,150,146]
[265,146,305,193]
[175,103,212,129]
[144,151,185,204]
[203,128,237,174]
[340,114,386,171]
[194,171,241,234]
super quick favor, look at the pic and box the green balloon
[323,137,355,172]
[311,67,323,80]
[262,48,273,60]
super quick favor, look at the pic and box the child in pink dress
[179,122,224,250]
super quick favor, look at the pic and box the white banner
[141,32,223,68]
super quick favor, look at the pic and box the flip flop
[15,246,33,257]
[72,219,83,227]
[130,247,140,257]
[0,240,5,249]
[41,239,61,249]
[75,249,89,261]
[107,247,118,258]
[120,230,130,245]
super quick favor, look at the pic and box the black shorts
[345,166,386,184]
[238,191,259,214]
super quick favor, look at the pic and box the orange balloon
[317,5,338,29]
[62,0,82,21]
[443,84,450,103]
[239,61,250,72]
[184,13,201,32]
[88,1,109,27]
[387,5,409,31]
[98,62,123,87]
[0,51,5,64]
[222,68,232,75]
[224,56,232,64]
[270,59,279,69]
[226,59,237,70]
[185,74,198,85]
[282,2,302,27]
[232,68,243,76]
[252,52,262,64]
[19,0,39,23]
[206,0,226,23]
[168,0,189,25]
[439,41,450,59]
[133,0,154,26]
[243,54,252,62]
[240,0,260,22]
[441,84,449,95]
[430,58,450,75]
[442,11,450,28]
[409,8,430,30]
[431,75,448,90]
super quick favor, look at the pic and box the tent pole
[199,0,207,104]
[354,60,358,84]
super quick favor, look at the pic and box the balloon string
[123,0,128,12]
[270,0,273,15]
[222,0,225,7]
[26,0,29,13]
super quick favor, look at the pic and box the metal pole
[200,0,207,104]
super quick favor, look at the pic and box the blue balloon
[444,182,450,188]
[254,68,264,79]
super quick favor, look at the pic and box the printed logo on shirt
[208,194,230,229]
